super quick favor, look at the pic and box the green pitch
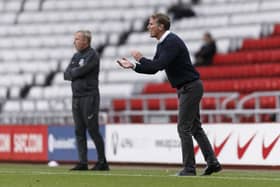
[0,163,279,187]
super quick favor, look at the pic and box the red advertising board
[0,125,48,161]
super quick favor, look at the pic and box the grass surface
[0,163,279,187]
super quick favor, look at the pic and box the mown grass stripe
[0,170,280,182]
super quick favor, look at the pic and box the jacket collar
[158,30,171,43]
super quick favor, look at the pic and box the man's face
[147,17,162,39]
[74,32,88,51]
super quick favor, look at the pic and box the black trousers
[177,79,217,172]
[72,94,106,164]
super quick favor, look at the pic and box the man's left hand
[131,50,143,61]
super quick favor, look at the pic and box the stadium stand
[108,0,280,124]
[0,0,280,125]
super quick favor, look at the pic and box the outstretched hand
[116,58,134,69]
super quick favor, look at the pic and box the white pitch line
[0,170,279,182]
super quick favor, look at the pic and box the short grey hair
[76,30,91,45]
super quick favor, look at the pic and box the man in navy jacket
[117,13,221,176]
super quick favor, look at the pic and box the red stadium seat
[243,96,276,109]
[201,98,216,109]
[112,99,126,111]
[170,115,178,123]
[239,114,274,123]
[130,115,143,123]
[143,78,280,94]
[147,98,160,110]
[242,37,280,51]
[129,99,143,110]
[197,63,280,80]
[272,24,280,36]
[213,49,280,65]
[143,82,175,94]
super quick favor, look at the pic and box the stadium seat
[21,100,36,111]
[241,37,280,50]
[197,63,280,80]
[193,1,259,16]
[230,11,280,25]
[36,99,50,111]
[106,70,165,83]
[9,87,21,99]
[2,100,21,112]
[213,49,280,65]
[0,87,8,99]
[28,87,44,99]
[173,15,229,29]
[261,1,280,11]
[143,78,280,94]
[272,24,280,36]
[99,83,134,97]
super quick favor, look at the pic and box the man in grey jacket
[64,30,109,171]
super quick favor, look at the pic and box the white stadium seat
[0,87,7,99]
[28,86,44,99]
[36,99,50,111]
[21,100,36,111]
[2,100,21,112]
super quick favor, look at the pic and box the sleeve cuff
[132,62,137,70]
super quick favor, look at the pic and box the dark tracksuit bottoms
[72,93,106,164]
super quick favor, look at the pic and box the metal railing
[237,91,280,122]
[108,91,280,123]
[0,92,279,125]
[108,92,240,123]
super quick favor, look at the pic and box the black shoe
[176,169,196,176]
[70,163,88,171]
[201,162,222,176]
[91,162,110,171]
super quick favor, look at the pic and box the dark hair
[151,13,170,30]
[204,32,213,40]
[204,31,212,38]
